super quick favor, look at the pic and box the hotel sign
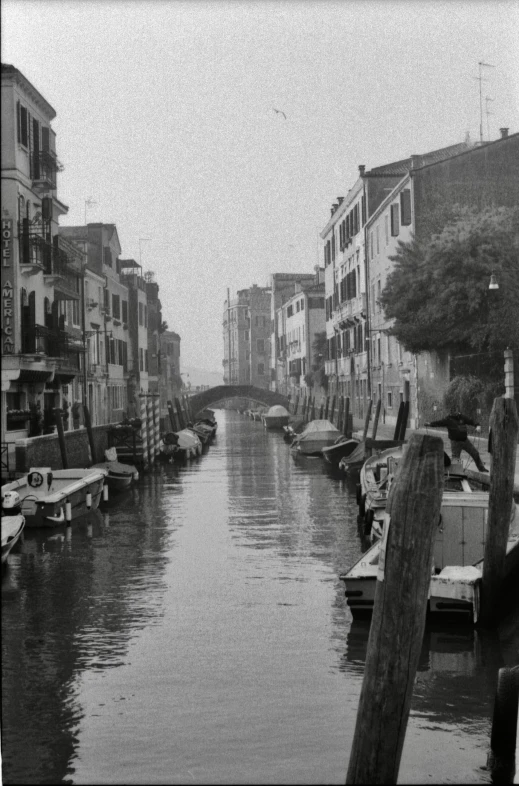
[2,219,14,354]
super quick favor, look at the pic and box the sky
[2,0,518,373]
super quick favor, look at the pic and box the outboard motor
[2,490,22,517]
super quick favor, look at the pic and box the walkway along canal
[1,409,516,784]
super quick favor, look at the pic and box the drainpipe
[363,177,372,400]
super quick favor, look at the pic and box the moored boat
[159,429,202,461]
[1,499,25,564]
[290,419,341,456]
[322,436,359,465]
[262,405,290,430]
[92,459,139,491]
[1,467,108,528]
[340,495,518,624]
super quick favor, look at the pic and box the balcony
[332,293,367,329]
[31,150,64,192]
[21,324,84,362]
[18,225,81,298]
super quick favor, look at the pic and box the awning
[53,372,78,384]
[17,369,55,383]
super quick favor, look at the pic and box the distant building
[223,284,271,388]
[275,270,325,396]
[159,330,181,423]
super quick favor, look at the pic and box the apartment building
[275,272,325,396]
[119,260,149,408]
[144,272,162,395]
[159,330,181,423]
[1,64,84,454]
[223,284,270,388]
[269,271,319,391]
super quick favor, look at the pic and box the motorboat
[290,420,341,456]
[340,495,518,625]
[338,438,405,475]
[159,429,202,461]
[262,405,290,430]
[359,448,485,542]
[1,466,108,528]
[92,459,139,491]
[322,436,360,465]
[1,498,25,564]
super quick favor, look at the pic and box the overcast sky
[2,0,518,372]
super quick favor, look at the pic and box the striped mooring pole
[146,395,154,465]
[152,394,160,460]
[139,394,149,470]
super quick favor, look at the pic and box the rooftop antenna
[485,96,494,141]
[474,61,495,143]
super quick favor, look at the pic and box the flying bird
[272,108,287,119]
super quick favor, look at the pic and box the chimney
[337,196,344,204]
[358,165,366,175]
[411,154,422,170]
[500,127,509,139]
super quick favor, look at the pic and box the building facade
[223,284,271,388]
[1,63,84,460]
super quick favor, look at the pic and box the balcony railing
[21,324,84,360]
[19,224,80,289]
[31,150,64,189]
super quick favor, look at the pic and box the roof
[366,142,472,177]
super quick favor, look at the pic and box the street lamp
[488,272,499,290]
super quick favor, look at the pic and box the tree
[380,206,519,356]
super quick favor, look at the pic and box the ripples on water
[2,410,515,784]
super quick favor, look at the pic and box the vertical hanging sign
[2,219,15,354]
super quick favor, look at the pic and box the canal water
[2,409,516,784]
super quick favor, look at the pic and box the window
[390,203,400,236]
[71,298,80,327]
[376,226,380,254]
[103,247,112,267]
[145,349,149,371]
[144,306,148,328]
[287,305,293,318]
[400,189,412,226]
[122,300,128,323]
[257,363,265,376]
[17,102,29,147]
[385,215,389,244]
[138,302,144,326]
[387,390,393,409]
[112,294,121,320]
[300,299,304,310]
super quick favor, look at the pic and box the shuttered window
[390,203,400,236]
[400,189,412,226]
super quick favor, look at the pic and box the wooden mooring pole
[343,397,351,437]
[83,404,97,464]
[167,400,178,431]
[479,396,518,627]
[371,398,382,439]
[361,399,373,442]
[53,408,68,469]
[346,433,445,785]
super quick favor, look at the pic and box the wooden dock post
[346,433,445,785]
[139,394,149,470]
[311,397,316,421]
[319,399,324,419]
[479,396,519,627]
[337,396,344,431]
[343,397,351,437]
[393,401,404,440]
[372,399,382,439]
[174,397,186,429]
[294,394,299,416]
[168,401,178,431]
[361,399,373,442]
[324,396,330,420]
[329,395,336,424]
[83,403,97,464]
[398,401,410,440]
[53,408,68,469]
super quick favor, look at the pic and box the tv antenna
[485,96,494,141]
[474,61,495,143]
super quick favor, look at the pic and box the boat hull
[322,438,359,465]
[2,469,107,528]
[1,514,25,564]
[263,416,290,429]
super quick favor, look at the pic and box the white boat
[159,428,202,461]
[1,467,108,528]
[262,405,290,430]
[291,419,341,456]
[1,514,25,564]
[340,495,518,624]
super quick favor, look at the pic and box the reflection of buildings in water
[1,478,173,784]
[341,621,505,724]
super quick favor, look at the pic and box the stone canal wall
[14,424,112,473]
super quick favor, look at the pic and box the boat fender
[490,666,519,761]
[364,508,374,535]
[45,507,65,524]
[28,471,44,488]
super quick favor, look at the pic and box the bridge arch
[190,385,290,416]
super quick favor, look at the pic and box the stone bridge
[189,385,290,416]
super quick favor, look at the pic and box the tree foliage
[379,205,519,355]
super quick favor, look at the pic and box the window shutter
[400,189,411,226]
[391,204,400,236]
